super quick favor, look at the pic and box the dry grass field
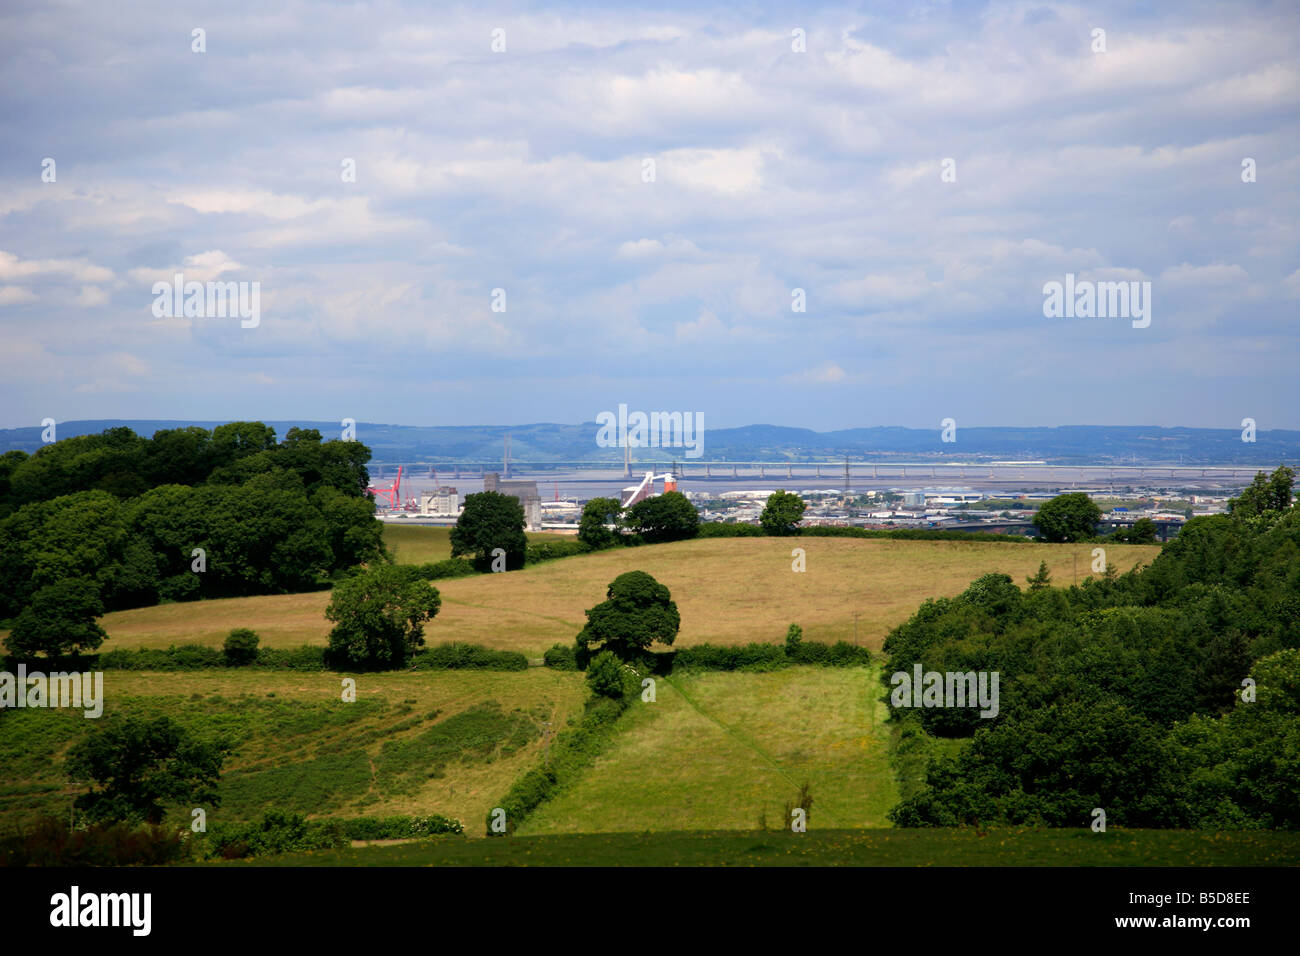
[96,532,1161,657]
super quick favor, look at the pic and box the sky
[0,0,1297,432]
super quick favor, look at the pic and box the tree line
[886,465,1300,829]
[1,424,383,657]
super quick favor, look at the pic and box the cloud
[0,285,38,306]
[0,1,1297,428]
[0,252,113,284]
[785,362,849,385]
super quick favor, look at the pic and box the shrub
[337,814,463,840]
[204,810,349,859]
[586,650,633,699]
[697,522,766,537]
[0,817,186,866]
[411,642,528,671]
[525,539,592,564]
[487,695,631,834]
[785,623,803,653]
[543,643,578,671]
[419,558,480,581]
[223,628,260,666]
[672,643,788,671]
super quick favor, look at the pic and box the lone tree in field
[577,570,680,663]
[578,496,624,550]
[761,490,806,536]
[1031,492,1101,543]
[223,628,260,666]
[624,490,698,544]
[5,577,107,658]
[1026,560,1052,590]
[451,490,528,570]
[325,565,441,668]
[67,716,231,825]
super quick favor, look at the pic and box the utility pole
[1073,551,1077,586]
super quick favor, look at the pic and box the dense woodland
[0,424,382,652]
[886,466,1300,829]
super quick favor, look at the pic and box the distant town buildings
[483,472,542,530]
[419,486,459,516]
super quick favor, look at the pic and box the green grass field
[220,827,1300,867]
[520,667,895,834]
[0,670,587,833]
[96,531,1161,657]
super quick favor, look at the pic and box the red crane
[367,465,402,511]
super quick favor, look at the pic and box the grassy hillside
[97,534,1161,656]
[225,827,1300,867]
[0,670,586,833]
[520,667,895,834]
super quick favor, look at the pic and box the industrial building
[483,472,542,530]
[419,486,460,516]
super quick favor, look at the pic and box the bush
[586,650,633,699]
[785,624,803,653]
[697,522,766,537]
[0,817,186,866]
[85,643,326,670]
[669,640,871,671]
[525,539,592,565]
[672,643,788,671]
[487,695,631,835]
[337,814,463,840]
[204,810,348,859]
[223,628,260,666]
[411,642,528,671]
[96,643,225,670]
[543,643,578,670]
[419,558,480,581]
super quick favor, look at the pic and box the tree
[5,578,106,657]
[325,565,441,668]
[785,623,804,652]
[223,628,260,666]
[624,490,699,544]
[66,716,231,825]
[577,570,680,662]
[451,491,527,570]
[585,650,633,699]
[1025,560,1052,591]
[1128,517,1158,544]
[1228,466,1295,518]
[578,497,624,550]
[1031,492,1101,543]
[210,421,277,466]
[761,490,806,536]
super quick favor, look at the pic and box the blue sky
[1,0,1297,431]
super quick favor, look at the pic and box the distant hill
[2,420,1297,466]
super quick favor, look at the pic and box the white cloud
[0,285,37,305]
[0,251,113,284]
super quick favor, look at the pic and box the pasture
[96,531,1161,657]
